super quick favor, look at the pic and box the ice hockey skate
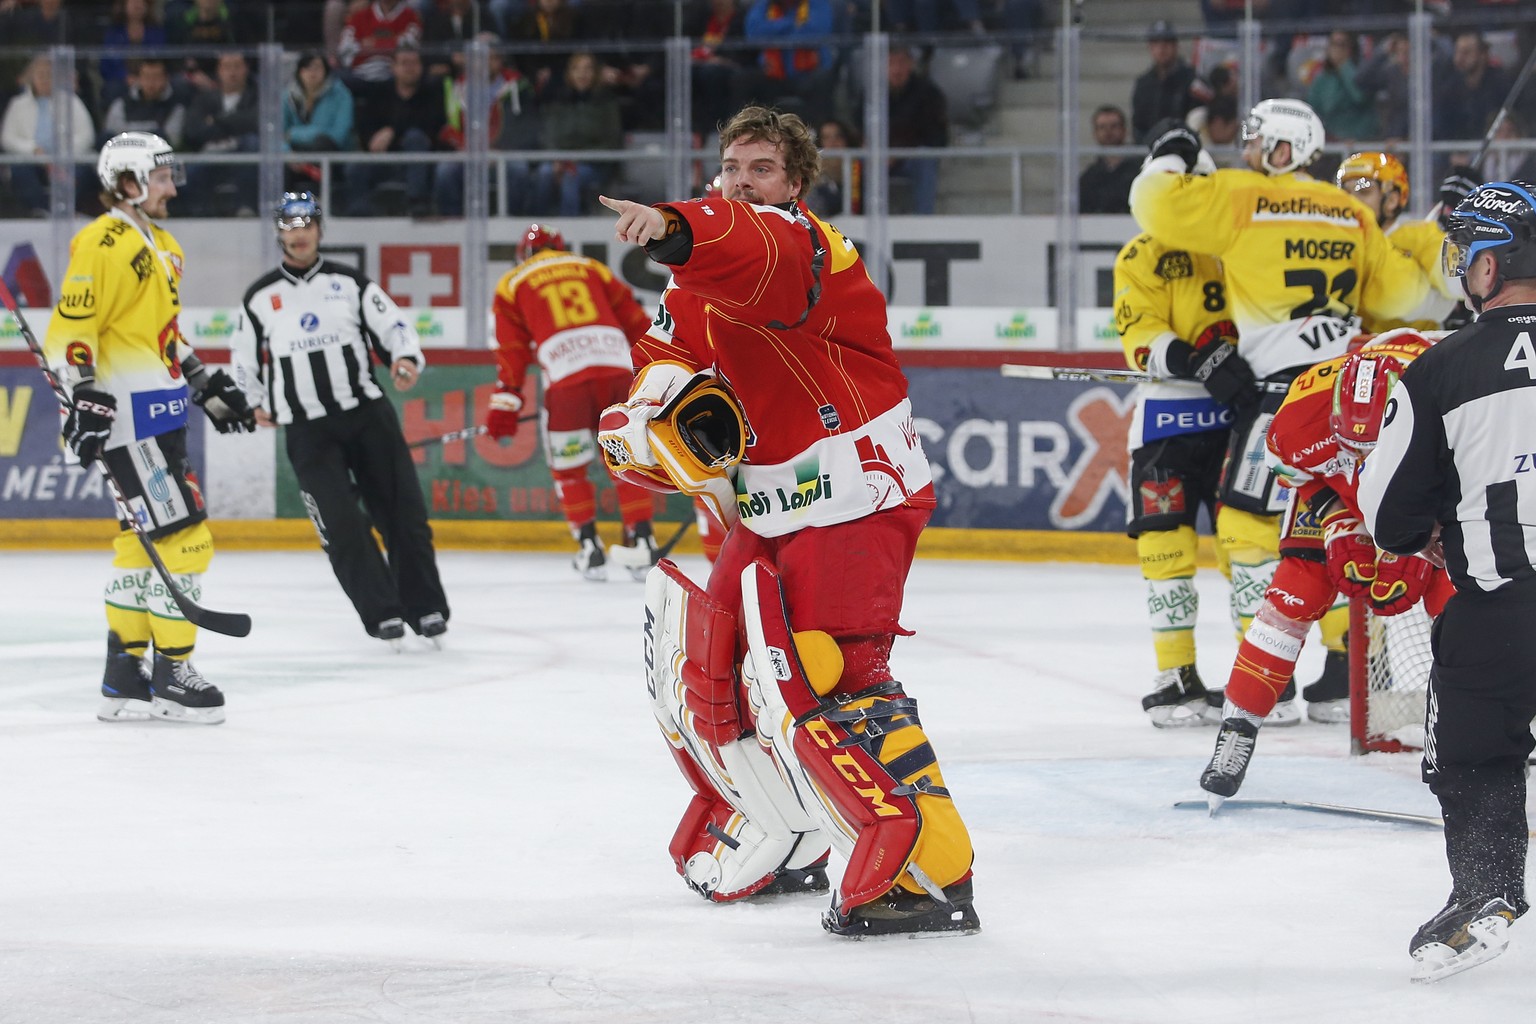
[1303,649,1350,723]
[754,859,831,898]
[573,522,607,581]
[1410,896,1520,983]
[1265,677,1302,726]
[416,612,447,650]
[823,876,980,939]
[149,654,226,725]
[375,616,407,651]
[1200,716,1260,811]
[98,635,153,723]
[607,520,660,581]
[1142,665,1219,727]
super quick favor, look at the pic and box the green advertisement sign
[273,363,689,523]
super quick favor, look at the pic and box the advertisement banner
[907,366,1133,533]
[272,362,690,525]
[0,367,207,520]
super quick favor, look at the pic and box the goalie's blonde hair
[718,105,822,196]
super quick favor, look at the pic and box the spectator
[347,44,444,215]
[687,0,750,136]
[0,53,95,216]
[535,50,622,216]
[887,44,947,214]
[1485,111,1536,183]
[1130,20,1210,144]
[1192,93,1240,150]
[283,49,355,193]
[885,1,1046,79]
[575,2,670,133]
[100,0,168,106]
[1356,29,1410,140]
[1306,30,1377,143]
[488,0,527,38]
[1078,104,1137,214]
[508,0,580,95]
[434,35,542,216]
[806,116,861,216]
[102,58,187,149]
[339,0,424,84]
[168,0,238,90]
[732,0,836,128]
[1434,31,1511,144]
[423,0,490,77]
[1,0,68,105]
[184,50,259,216]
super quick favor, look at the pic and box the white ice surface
[2,549,1530,1022]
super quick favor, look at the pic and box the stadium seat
[927,45,1004,130]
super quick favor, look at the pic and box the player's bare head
[717,106,820,204]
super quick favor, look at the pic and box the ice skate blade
[1206,792,1226,816]
[1411,918,1511,983]
[97,696,154,722]
[822,905,981,940]
[149,698,226,725]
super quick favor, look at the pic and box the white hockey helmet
[1240,98,1325,175]
[96,131,183,206]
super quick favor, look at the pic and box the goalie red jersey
[634,198,934,537]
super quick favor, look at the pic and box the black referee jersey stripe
[1486,480,1534,585]
[310,348,343,417]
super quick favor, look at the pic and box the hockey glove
[1368,551,1434,616]
[1165,338,1260,417]
[1437,168,1481,229]
[1321,507,1377,599]
[486,385,524,440]
[1146,118,1203,172]
[63,387,117,464]
[191,370,257,434]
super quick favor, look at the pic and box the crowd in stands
[1080,9,1536,214]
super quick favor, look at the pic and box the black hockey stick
[1177,798,1536,835]
[407,415,537,450]
[608,516,694,574]
[654,517,694,559]
[0,278,252,638]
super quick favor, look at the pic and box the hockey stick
[1001,364,1158,384]
[0,279,253,638]
[1175,798,1444,828]
[608,517,694,573]
[408,415,541,450]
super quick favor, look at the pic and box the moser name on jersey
[1284,239,1356,261]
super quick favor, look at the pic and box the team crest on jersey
[1140,477,1186,516]
[130,247,155,283]
[1194,319,1238,349]
[167,252,183,278]
[65,341,93,366]
[1154,252,1194,281]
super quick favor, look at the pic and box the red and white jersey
[338,2,423,81]
[635,198,934,537]
[1267,330,1436,516]
[492,249,652,391]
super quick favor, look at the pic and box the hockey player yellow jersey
[45,208,190,451]
[1362,218,1459,333]
[1130,166,1428,379]
[1115,233,1238,447]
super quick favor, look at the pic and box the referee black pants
[285,398,449,636]
[1424,587,1536,914]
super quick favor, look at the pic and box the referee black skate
[1359,180,1536,983]
[231,192,450,646]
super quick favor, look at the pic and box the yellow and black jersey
[44,209,190,450]
[1130,164,1428,379]
[1115,233,1238,448]
[1362,218,1459,333]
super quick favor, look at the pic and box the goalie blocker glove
[1146,118,1203,172]
[1164,337,1259,416]
[63,387,117,463]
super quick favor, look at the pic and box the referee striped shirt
[231,258,424,424]
[1359,304,1536,594]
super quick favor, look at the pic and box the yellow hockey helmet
[1336,151,1409,206]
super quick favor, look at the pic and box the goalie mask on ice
[598,363,746,528]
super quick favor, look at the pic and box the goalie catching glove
[1368,551,1434,616]
[598,361,746,529]
[1322,505,1377,598]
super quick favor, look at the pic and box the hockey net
[1349,598,1433,753]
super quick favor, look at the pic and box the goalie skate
[823,876,981,939]
[1142,665,1219,727]
[1410,897,1518,983]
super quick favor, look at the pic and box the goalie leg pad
[740,558,974,914]
[646,562,826,902]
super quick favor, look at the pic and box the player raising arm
[596,105,977,937]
